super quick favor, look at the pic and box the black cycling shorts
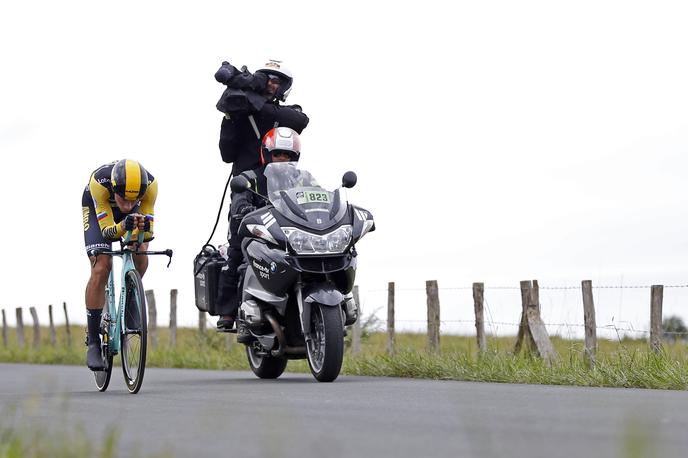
[82,186,132,255]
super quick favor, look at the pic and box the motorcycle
[229,162,375,382]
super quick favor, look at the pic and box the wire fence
[355,282,688,340]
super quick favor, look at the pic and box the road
[1,363,686,457]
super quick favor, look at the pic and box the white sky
[1,1,688,334]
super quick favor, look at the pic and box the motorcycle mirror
[230,175,251,193]
[342,171,357,189]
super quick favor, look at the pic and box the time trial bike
[90,231,172,394]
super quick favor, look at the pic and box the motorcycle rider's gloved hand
[233,205,256,221]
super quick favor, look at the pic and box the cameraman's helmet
[255,59,293,101]
[260,127,301,165]
[111,159,150,201]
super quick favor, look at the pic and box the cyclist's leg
[126,242,148,330]
[133,242,149,277]
[82,187,112,370]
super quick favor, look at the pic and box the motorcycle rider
[216,59,309,331]
[217,127,302,338]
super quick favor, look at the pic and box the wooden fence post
[650,285,663,353]
[29,307,40,349]
[48,305,57,346]
[387,282,395,356]
[145,290,158,349]
[514,280,534,354]
[2,309,7,347]
[351,285,361,355]
[472,282,487,353]
[169,289,177,348]
[514,280,556,364]
[526,280,557,364]
[581,280,597,366]
[426,280,440,353]
[199,310,206,333]
[15,308,25,348]
[63,302,71,347]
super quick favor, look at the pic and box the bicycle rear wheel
[121,269,147,394]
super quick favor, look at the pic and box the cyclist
[216,127,301,339]
[81,159,157,370]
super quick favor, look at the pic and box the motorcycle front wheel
[246,344,288,379]
[306,304,344,382]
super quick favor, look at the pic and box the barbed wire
[362,284,688,294]
[379,318,688,335]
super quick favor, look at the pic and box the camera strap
[248,115,261,139]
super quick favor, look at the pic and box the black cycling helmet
[111,159,150,201]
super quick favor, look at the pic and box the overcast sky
[1,1,687,333]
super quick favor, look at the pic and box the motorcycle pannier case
[193,247,225,316]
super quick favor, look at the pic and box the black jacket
[219,101,309,177]
[228,167,268,249]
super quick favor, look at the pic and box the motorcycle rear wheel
[306,304,344,382]
[246,344,288,379]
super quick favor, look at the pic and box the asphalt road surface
[1,363,687,457]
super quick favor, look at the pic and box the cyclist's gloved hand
[143,215,153,232]
[123,214,138,231]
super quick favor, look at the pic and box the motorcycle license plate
[296,191,330,204]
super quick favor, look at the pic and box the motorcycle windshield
[265,162,346,230]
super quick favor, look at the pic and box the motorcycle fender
[304,288,344,307]
[299,283,344,336]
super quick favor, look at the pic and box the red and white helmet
[260,127,301,165]
[255,59,293,101]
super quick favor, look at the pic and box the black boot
[86,309,105,371]
[236,320,252,344]
[217,316,235,332]
[87,342,105,371]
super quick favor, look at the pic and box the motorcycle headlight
[282,225,352,255]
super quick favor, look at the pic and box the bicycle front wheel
[121,269,147,394]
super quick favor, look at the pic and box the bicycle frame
[97,231,173,357]
[101,231,140,354]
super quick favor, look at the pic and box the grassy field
[1,325,687,390]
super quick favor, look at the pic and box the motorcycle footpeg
[216,328,237,334]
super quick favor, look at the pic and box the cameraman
[215,59,309,331]
[217,59,309,177]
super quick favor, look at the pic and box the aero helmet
[111,159,150,201]
[255,59,293,101]
[261,127,301,165]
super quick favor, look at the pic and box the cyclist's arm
[138,178,157,241]
[89,175,126,241]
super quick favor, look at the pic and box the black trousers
[215,194,244,317]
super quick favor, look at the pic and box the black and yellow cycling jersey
[82,161,157,253]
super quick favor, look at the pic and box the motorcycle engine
[239,300,269,333]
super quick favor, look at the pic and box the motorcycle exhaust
[265,311,306,357]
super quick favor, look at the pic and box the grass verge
[1,325,687,389]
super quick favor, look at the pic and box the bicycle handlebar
[89,248,174,267]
